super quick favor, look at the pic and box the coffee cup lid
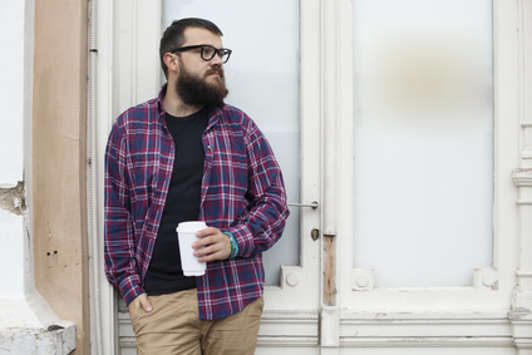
[176,221,207,233]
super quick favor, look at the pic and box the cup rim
[176,220,207,232]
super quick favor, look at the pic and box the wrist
[223,231,238,259]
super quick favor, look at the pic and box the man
[104,17,289,355]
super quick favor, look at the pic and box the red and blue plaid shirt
[104,85,289,320]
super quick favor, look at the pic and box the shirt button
[207,145,212,150]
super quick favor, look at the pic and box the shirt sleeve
[225,115,290,257]
[104,122,144,305]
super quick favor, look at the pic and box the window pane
[163,0,300,285]
[352,0,493,287]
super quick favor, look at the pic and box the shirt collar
[156,84,168,116]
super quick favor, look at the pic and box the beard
[175,63,229,107]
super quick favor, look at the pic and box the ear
[163,52,180,76]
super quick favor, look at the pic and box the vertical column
[91,1,162,353]
[511,0,532,353]
[320,0,354,351]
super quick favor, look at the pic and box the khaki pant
[131,289,264,355]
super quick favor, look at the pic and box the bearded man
[104,18,289,355]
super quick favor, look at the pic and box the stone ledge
[0,323,76,355]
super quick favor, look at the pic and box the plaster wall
[32,0,89,353]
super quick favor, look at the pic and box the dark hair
[160,18,223,78]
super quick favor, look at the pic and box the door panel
[352,0,493,288]
[163,0,301,287]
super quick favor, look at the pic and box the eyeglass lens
[201,46,230,63]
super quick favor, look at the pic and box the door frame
[89,0,325,352]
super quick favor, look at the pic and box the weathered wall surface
[32,0,89,353]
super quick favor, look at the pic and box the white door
[333,0,521,354]
[90,1,323,354]
[158,2,323,352]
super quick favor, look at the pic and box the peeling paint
[0,181,26,215]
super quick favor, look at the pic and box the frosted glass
[352,0,493,287]
[163,1,300,285]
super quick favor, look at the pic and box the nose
[210,53,223,66]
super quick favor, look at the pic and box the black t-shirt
[143,107,209,295]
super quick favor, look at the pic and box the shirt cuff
[224,224,254,257]
[118,274,144,306]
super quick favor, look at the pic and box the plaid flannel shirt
[104,85,289,320]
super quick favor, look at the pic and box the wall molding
[510,0,532,352]
[512,168,532,187]
[118,310,319,349]
[340,312,512,347]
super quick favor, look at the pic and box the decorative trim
[510,0,532,349]
[91,1,162,354]
[340,336,513,348]
[321,306,340,347]
[91,0,118,354]
[516,271,532,277]
[341,310,509,320]
[513,168,532,186]
[514,338,532,349]
[351,268,375,292]
[521,151,532,160]
[280,265,303,289]
[340,313,512,347]
[118,310,319,348]
[516,200,532,205]
[120,335,320,349]
[510,319,532,349]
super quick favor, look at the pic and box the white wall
[0,0,26,299]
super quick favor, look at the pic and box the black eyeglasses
[171,44,232,64]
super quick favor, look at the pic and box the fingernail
[146,305,152,312]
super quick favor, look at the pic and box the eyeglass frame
[170,44,232,64]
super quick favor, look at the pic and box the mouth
[206,69,223,79]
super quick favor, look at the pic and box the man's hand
[193,227,232,262]
[128,293,152,319]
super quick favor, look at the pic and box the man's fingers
[139,294,153,312]
[194,243,222,257]
[192,235,216,249]
[196,227,218,238]
[128,293,152,318]
[198,250,225,262]
[190,227,231,261]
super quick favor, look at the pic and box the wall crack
[0,181,26,215]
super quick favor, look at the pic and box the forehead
[182,27,223,47]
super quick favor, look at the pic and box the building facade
[1,0,532,354]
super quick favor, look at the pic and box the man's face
[174,27,228,107]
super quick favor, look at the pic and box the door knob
[287,201,319,210]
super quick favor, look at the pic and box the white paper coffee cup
[176,221,207,276]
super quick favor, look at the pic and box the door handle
[287,201,319,210]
